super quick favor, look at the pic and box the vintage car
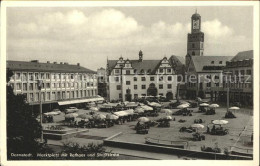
[135,123,149,134]
[210,124,229,135]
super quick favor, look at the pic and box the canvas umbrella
[138,117,150,123]
[134,107,144,114]
[160,109,172,114]
[212,120,229,125]
[180,101,190,104]
[77,114,93,120]
[149,102,161,107]
[44,112,59,116]
[113,111,128,117]
[65,113,78,118]
[93,114,106,120]
[229,107,240,110]
[141,105,153,111]
[177,104,189,109]
[191,124,205,129]
[106,114,119,120]
[200,103,209,107]
[191,124,204,132]
[209,104,220,108]
[90,107,99,111]
[162,116,173,120]
[125,109,135,115]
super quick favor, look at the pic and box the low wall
[44,129,88,140]
[104,136,252,160]
[43,129,74,134]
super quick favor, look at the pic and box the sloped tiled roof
[107,60,118,72]
[131,60,162,74]
[191,56,233,72]
[169,55,185,75]
[231,50,253,62]
[7,60,96,74]
[107,59,162,74]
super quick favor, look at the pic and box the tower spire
[195,8,197,14]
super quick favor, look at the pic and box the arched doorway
[125,88,132,102]
[147,83,157,96]
[166,92,173,100]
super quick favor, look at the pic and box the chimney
[31,60,39,63]
[77,63,80,66]
[53,62,57,64]
[64,62,68,65]
[139,50,143,62]
[47,61,50,63]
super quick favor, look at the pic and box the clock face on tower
[193,20,200,30]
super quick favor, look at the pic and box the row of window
[230,69,252,76]
[188,82,220,88]
[12,82,96,91]
[226,60,253,67]
[224,82,252,89]
[116,84,172,90]
[114,68,172,75]
[118,93,165,99]
[114,76,174,82]
[13,72,96,82]
[189,81,253,89]
[23,89,97,102]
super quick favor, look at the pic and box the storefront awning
[58,97,104,106]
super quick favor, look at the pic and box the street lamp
[223,72,232,112]
[37,80,43,142]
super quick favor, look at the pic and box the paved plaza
[45,104,253,158]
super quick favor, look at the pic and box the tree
[6,69,51,159]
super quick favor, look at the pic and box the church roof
[192,13,201,18]
[231,50,253,62]
[7,60,96,74]
[191,56,233,72]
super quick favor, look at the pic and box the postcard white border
[1,1,259,166]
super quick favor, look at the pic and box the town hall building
[106,51,180,102]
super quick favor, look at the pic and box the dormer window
[219,61,222,64]
[211,61,214,64]
[147,69,151,74]
[140,69,144,74]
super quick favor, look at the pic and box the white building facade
[7,60,98,107]
[107,51,178,101]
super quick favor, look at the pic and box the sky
[6,6,253,71]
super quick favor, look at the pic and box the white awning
[58,97,104,106]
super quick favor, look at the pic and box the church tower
[186,11,204,67]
